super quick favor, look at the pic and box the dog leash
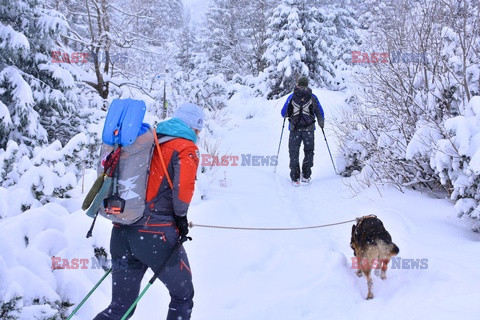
[188,219,357,231]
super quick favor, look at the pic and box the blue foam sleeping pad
[102,99,147,146]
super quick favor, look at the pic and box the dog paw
[380,274,387,280]
[356,270,363,277]
[366,294,374,300]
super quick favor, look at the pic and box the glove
[286,104,293,118]
[319,118,325,129]
[175,215,189,237]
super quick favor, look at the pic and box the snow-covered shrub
[431,96,480,230]
[0,141,31,186]
[333,100,371,177]
[0,296,22,320]
[0,202,75,320]
[197,134,225,196]
[335,0,479,195]
[0,132,98,213]
[181,74,229,111]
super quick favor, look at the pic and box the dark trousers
[288,130,315,181]
[93,224,194,320]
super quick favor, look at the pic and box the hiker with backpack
[281,76,325,186]
[93,103,204,320]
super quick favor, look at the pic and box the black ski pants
[93,224,193,320]
[288,130,315,181]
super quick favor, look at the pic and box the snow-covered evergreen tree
[310,4,359,90]
[176,15,198,76]
[203,0,240,79]
[263,0,309,99]
[202,0,273,80]
[0,0,90,150]
[242,0,272,76]
[262,0,358,98]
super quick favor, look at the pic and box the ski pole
[121,236,191,320]
[321,128,337,174]
[67,268,112,320]
[274,117,287,173]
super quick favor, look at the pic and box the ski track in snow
[66,89,480,320]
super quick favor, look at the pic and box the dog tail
[390,243,400,255]
[391,243,400,255]
[382,239,400,255]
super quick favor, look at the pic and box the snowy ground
[2,89,479,319]
[179,90,480,320]
[92,89,480,319]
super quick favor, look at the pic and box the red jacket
[138,136,199,226]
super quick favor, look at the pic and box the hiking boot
[301,176,311,184]
[292,180,301,187]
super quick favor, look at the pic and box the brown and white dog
[350,215,399,300]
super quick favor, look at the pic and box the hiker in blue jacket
[93,103,204,320]
[281,77,324,186]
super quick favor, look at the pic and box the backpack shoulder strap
[308,97,314,115]
[153,129,173,190]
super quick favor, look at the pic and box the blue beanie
[173,103,205,130]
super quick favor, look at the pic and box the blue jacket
[281,88,324,131]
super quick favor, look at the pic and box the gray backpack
[96,129,154,224]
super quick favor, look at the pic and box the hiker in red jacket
[94,103,204,320]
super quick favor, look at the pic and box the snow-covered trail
[182,90,479,319]
[85,90,480,319]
